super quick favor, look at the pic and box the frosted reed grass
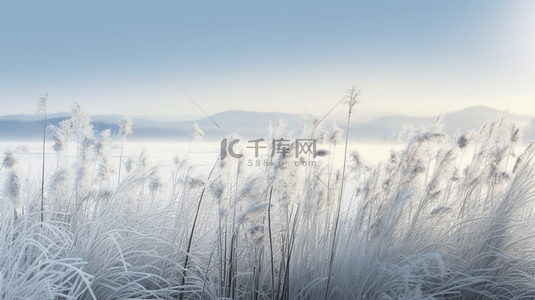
[2,94,535,299]
[117,115,133,185]
[37,89,50,222]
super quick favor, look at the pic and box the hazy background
[1,0,534,122]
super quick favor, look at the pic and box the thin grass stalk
[228,232,237,298]
[325,89,357,300]
[40,95,49,223]
[281,205,300,300]
[276,235,286,300]
[117,138,124,185]
[179,186,207,298]
[268,187,275,300]
[179,158,218,299]
[200,242,218,298]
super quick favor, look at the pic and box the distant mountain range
[1,106,534,143]
[349,106,534,142]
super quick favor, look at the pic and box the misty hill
[138,114,203,122]
[443,106,532,131]
[0,117,118,140]
[187,110,309,139]
[0,106,533,143]
[350,106,534,142]
[0,112,72,121]
[0,110,309,141]
[0,113,194,127]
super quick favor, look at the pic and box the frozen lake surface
[0,140,395,197]
[0,139,394,169]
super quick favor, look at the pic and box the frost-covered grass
[2,96,535,299]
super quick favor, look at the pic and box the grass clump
[1,94,535,299]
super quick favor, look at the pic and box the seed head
[4,170,24,209]
[316,149,329,157]
[346,88,360,114]
[329,123,344,146]
[49,119,73,153]
[189,175,207,189]
[149,172,167,194]
[457,131,473,149]
[191,123,204,141]
[510,124,522,144]
[119,116,133,138]
[37,89,51,114]
[3,151,18,169]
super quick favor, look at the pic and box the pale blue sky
[1,1,534,121]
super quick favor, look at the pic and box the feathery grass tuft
[2,92,535,299]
